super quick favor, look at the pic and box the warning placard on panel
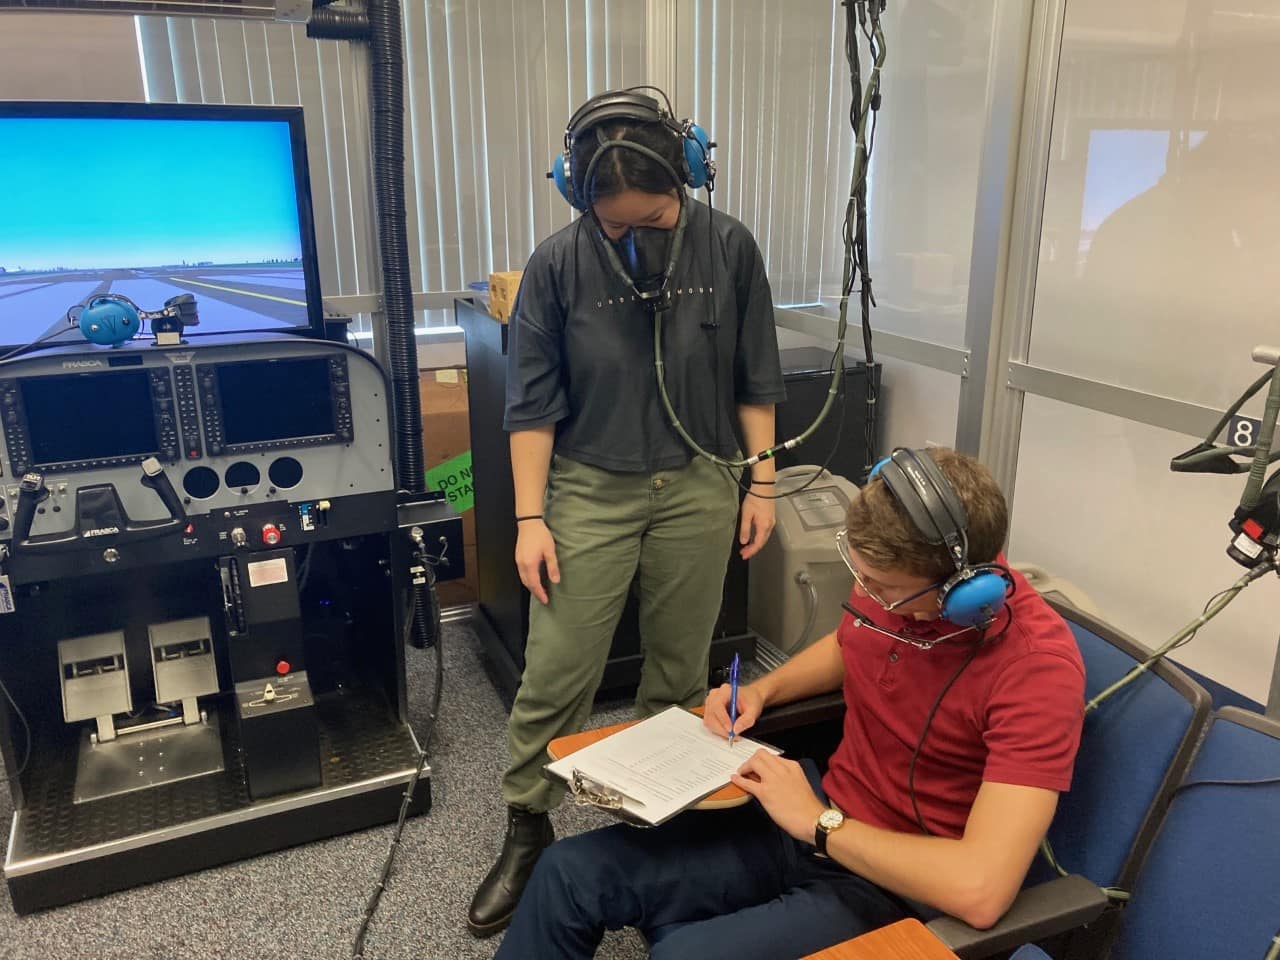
[247,557,289,588]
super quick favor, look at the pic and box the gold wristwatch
[814,807,845,857]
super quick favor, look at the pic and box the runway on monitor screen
[0,264,307,346]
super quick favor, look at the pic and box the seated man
[493,448,1086,960]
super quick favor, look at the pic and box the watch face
[818,809,844,831]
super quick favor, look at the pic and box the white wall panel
[0,14,143,101]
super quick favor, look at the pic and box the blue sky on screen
[0,117,303,272]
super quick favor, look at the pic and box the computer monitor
[0,101,325,351]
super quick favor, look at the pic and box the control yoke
[13,457,186,554]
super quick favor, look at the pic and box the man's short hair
[844,448,1009,581]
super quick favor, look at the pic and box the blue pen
[728,652,740,748]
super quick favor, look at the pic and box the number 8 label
[1230,416,1260,448]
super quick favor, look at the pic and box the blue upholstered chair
[1007,707,1280,959]
[1105,707,1280,959]
[928,600,1212,958]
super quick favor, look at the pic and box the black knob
[140,457,186,520]
[14,472,48,543]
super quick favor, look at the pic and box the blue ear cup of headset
[682,123,713,189]
[939,572,1011,628]
[73,295,141,347]
[550,153,581,210]
[868,450,1013,628]
[548,90,713,210]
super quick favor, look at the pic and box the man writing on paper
[493,448,1085,960]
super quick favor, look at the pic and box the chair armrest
[927,875,1109,959]
[752,691,846,737]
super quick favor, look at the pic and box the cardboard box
[419,369,477,605]
[488,271,523,323]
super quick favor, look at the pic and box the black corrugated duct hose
[366,0,427,499]
[306,6,369,40]
[309,0,438,653]
[367,0,440,651]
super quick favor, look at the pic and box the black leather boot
[466,806,555,937]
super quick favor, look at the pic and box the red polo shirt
[820,563,1085,838]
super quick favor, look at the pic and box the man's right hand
[703,682,765,740]
[515,519,560,605]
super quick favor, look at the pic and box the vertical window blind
[136,2,861,329]
[136,2,647,330]
[673,0,857,310]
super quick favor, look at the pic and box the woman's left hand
[730,750,827,844]
[738,489,776,560]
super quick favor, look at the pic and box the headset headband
[875,448,970,569]
[868,447,1014,628]
[550,87,715,211]
[565,90,671,149]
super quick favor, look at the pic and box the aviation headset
[73,294,142,346]
[68,293,199,347]
[869,447,1015,628]
[548,87,715,211]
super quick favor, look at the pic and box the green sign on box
[425,450,474,513]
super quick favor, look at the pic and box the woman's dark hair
[570,120,685,205]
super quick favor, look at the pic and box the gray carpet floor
[0,619,649,960]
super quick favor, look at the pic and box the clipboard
[544,706,775,826]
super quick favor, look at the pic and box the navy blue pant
[493,766,912,960]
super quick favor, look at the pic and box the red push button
[262,523,282,546]
[276,660,291,676]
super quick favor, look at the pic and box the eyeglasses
[839,600,978,651]
[834,529,944,612]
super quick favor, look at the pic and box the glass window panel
[1027,0,1280,409]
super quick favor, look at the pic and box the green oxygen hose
[1085,560,1276,714]
[1240,360,1280,511]
[651,12,887,472]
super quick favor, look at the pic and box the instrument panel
[0,334,396,583]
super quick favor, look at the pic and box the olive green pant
[502,453,741,813]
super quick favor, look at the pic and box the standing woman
[467,88,786,937]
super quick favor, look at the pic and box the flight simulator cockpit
[0,101,459,913]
